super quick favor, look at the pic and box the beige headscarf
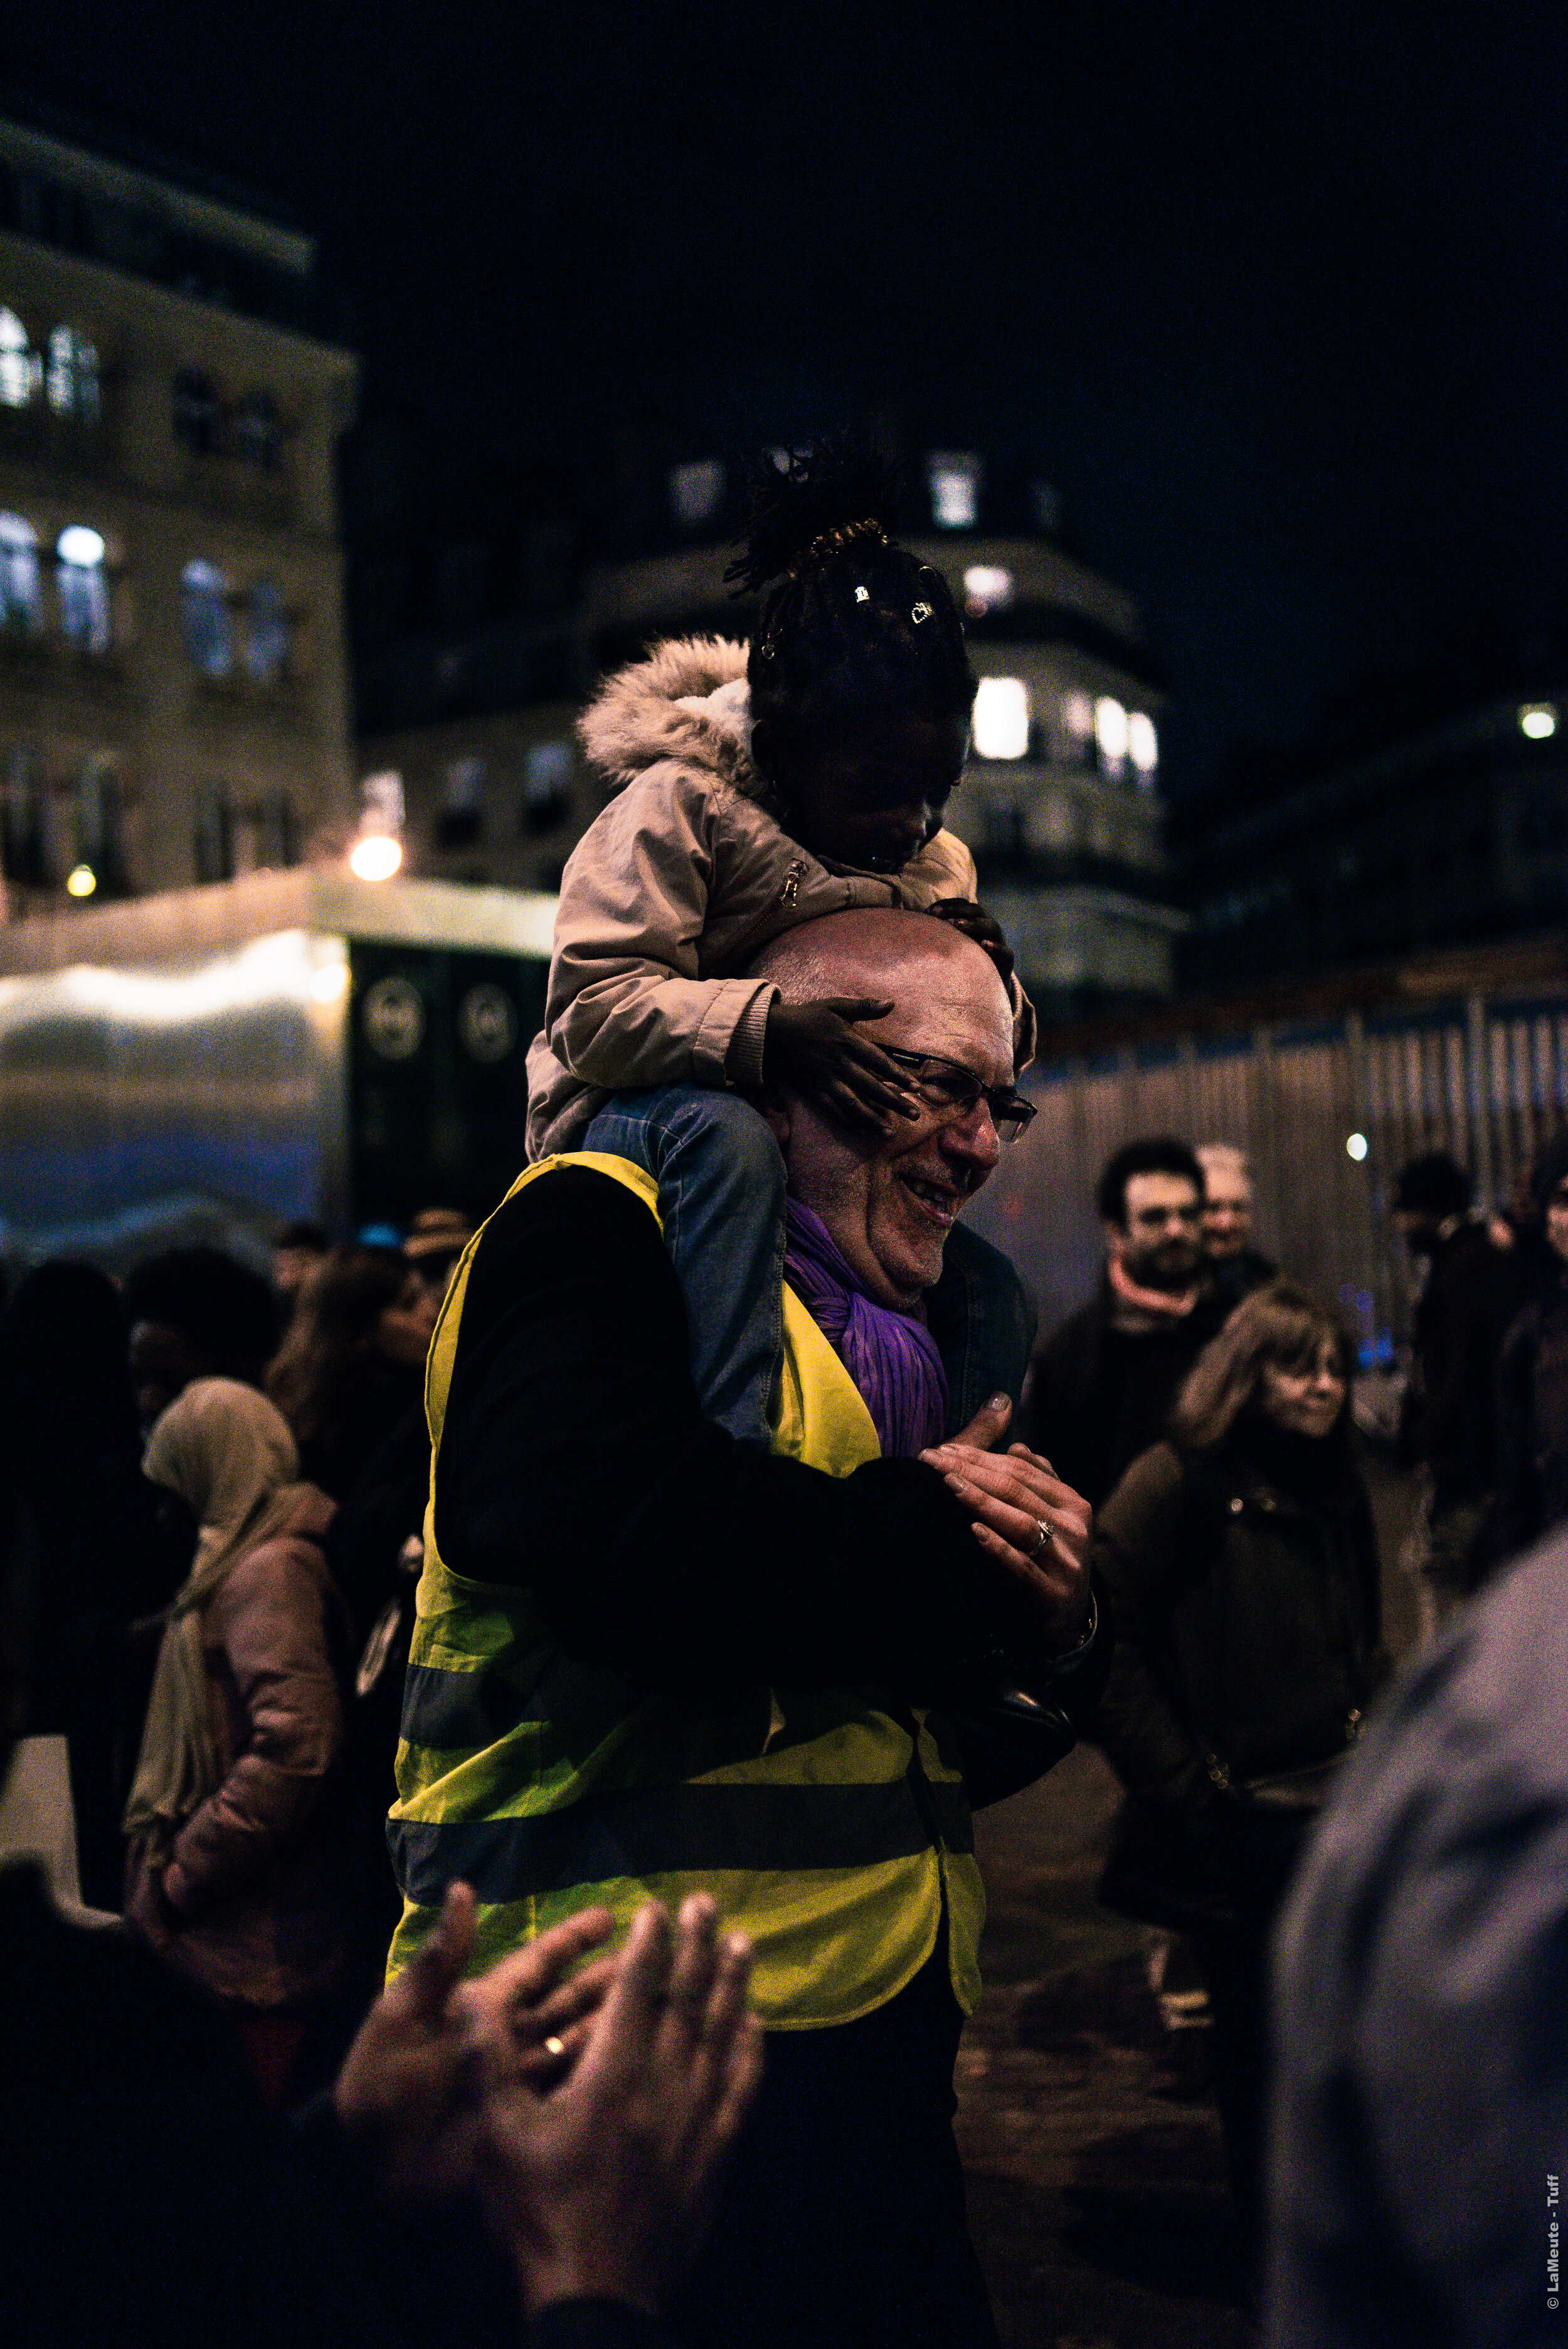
[123,1378,306,1860]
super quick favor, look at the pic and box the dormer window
[0,512,41,631]
[0,309,38,408]
[183,558,233,675]
[173,366,221,453]
[46,327,99,425]
[56,526,110,653]
[246,579,290,682]
[234,387,282,471]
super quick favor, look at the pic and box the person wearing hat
[1391,1150,1524,1633]
[403,1208,475,1311]
[1483,1128,1568,1571]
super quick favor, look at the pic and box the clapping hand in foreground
[333,1883,762,2317]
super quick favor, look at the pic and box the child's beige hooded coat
[526,636,1026,1160]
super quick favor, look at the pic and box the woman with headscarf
[124,1379,351,2103]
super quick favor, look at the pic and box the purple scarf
[782,1199,949,1459]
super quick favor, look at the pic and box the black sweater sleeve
[433,1167,1034,1690]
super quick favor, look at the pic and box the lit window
[0,512,41,632]
[1520,703,1558,740]
[0,310,38,408]
[183,559,233,676]
[172,367,221,454]
[56,527,110,653]
[45,327,100,425]
[927,452,981,530]
[1127,710,1158,783]
[523,741,573,835]
[233,388,282,471]
[1094,696,1130,772]
[361,771,405,831]
[972,677,1030,761]
[669,459,725,529]
[245,579,290,682]
[1061,688,1095,755]
[963,565,1014,615]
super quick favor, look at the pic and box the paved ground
[955,1452,1421,2348]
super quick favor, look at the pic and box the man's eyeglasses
[881,1047,1036,1145]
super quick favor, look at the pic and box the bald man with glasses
[387,908,1101,2349]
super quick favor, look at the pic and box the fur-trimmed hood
[577,636,758,798]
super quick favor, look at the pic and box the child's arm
[763,997,919,1134]
[544,772,779,1094]
[543,772,918,1130]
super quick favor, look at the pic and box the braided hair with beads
[723,444,977,757]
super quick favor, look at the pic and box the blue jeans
[583,1086,787,1446]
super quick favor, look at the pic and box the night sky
[3,3,1563,798]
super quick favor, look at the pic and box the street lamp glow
[349,832,402,881]
[1520,703,1558,740]
[310,961,350,1002]
[65,862,97,897]
[1346,1131,1369,1162]
[57,525,105,567]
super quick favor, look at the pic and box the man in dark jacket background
[1391,1150,1525,1633]
[1026,1137,1229,1509]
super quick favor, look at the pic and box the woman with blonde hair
[1090,1278,1390,2267]
[124,1377,351,2104]
[265,1243,437,1502]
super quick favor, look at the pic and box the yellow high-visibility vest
[386,1152,984,2027]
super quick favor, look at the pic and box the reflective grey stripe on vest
[401,1663,536,1748]
[401,1651,643,1752]
[388,1772,972,1906]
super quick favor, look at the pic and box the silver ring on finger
[1031,1514,1053,1556]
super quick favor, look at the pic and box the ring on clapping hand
[1031,1516,1052,1556]
[543,2035,566,2058]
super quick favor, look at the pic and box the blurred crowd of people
[0,1115,1560,2343]
[1022,1122,1568,2332]
[3,1212,474,2057]
[1,1203,785,2347]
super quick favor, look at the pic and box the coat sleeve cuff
[724,982,779,1086]
[692,978,778,1086]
